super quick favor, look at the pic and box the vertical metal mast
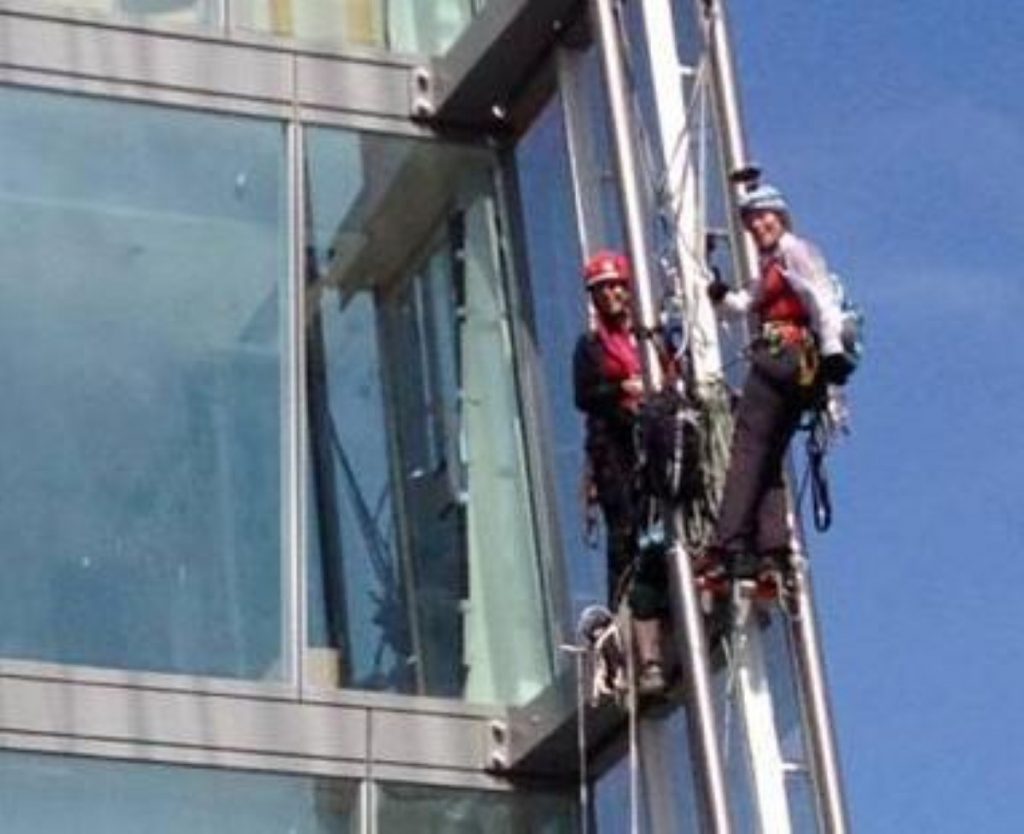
[588,1,733,832]
[640,0,798,829]
[640,0,723,388]
[695,2,852,831]
[787,554,852,834]
[587,0,661,390]
[695,0,758,289]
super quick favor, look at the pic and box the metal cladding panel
[0,675,513,777]
[428,0,583,128]
[296,53,412,118]
[0,677,368,762]
[0,730,373,781]
[0,15,293,102]
[0,12,416,120]
[370,709,490,772]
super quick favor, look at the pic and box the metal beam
[694,0,758,289]
[786,552,852,834]
[422,0,584,131]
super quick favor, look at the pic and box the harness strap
[806,416,833,531]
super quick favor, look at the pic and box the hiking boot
[754,570,781,602]
[694,558,730,614]
[637,661,668,698]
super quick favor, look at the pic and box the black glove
[707,277,730,304]
[821,352,855,386]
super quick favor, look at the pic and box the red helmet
[583,250,632,289]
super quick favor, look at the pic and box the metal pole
[588,0,661,392]
[664,534,734,834]
[696,1,852,829]
[640,0,723,386]
[787,551,852,834]
[589,2,733,831]
[695,0,758,289]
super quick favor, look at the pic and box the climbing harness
[758,320,820,388]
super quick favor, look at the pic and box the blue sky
[732,2,1024,830]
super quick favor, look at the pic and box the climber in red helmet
[573,249,667,696]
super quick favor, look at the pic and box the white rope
[575,646,591,834]
[621,606,641,834]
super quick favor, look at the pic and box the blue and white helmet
[738,183,789,220]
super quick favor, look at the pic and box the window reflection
[377,783,575,834]
[33,0,216,28]
[26,0,485,56]
[0,88,287,679]
[0,752,360,834]
[232,0,479,54]
[303,129,552,704]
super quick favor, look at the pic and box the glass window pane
[377,783,575,834]
[231,0,476,55]
[0,88,288,680]
[513,54,626,616]
[303,128,553,704]
[0,751,360,834]
[513,92,593,614]
[27,0,217,29]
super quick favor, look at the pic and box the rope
[808,420,833,532]
[575,646,591,834]
[610,0,715,344]
[719,632,738,767]
[559,638,593,834]
[622,606,641,834]
[796,407,834,532]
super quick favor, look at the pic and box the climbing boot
[636,661,668,698]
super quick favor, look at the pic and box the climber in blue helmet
[703,183,854,594]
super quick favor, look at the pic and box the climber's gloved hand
[707,278,731,304]
[821,352,856,386]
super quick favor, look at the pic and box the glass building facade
[0,0,842,831]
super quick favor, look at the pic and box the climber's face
[744,208,786,251]
[590,279,631,321]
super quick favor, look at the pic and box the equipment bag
[637,385,701,504]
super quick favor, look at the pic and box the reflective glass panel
[0,751,359,833]
[25,0,216,29]
[303,128,552,705]
[21,0,483,56]
[231,0,478,55]
[514,52,626,616]
[513,90,593,615]
[0,88,288,680]
[378,783,575,834]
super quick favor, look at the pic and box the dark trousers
[589,434,639,607]
[713,342,816,579]
[590,432,669,620]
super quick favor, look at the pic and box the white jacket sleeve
[778,233,845,356]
